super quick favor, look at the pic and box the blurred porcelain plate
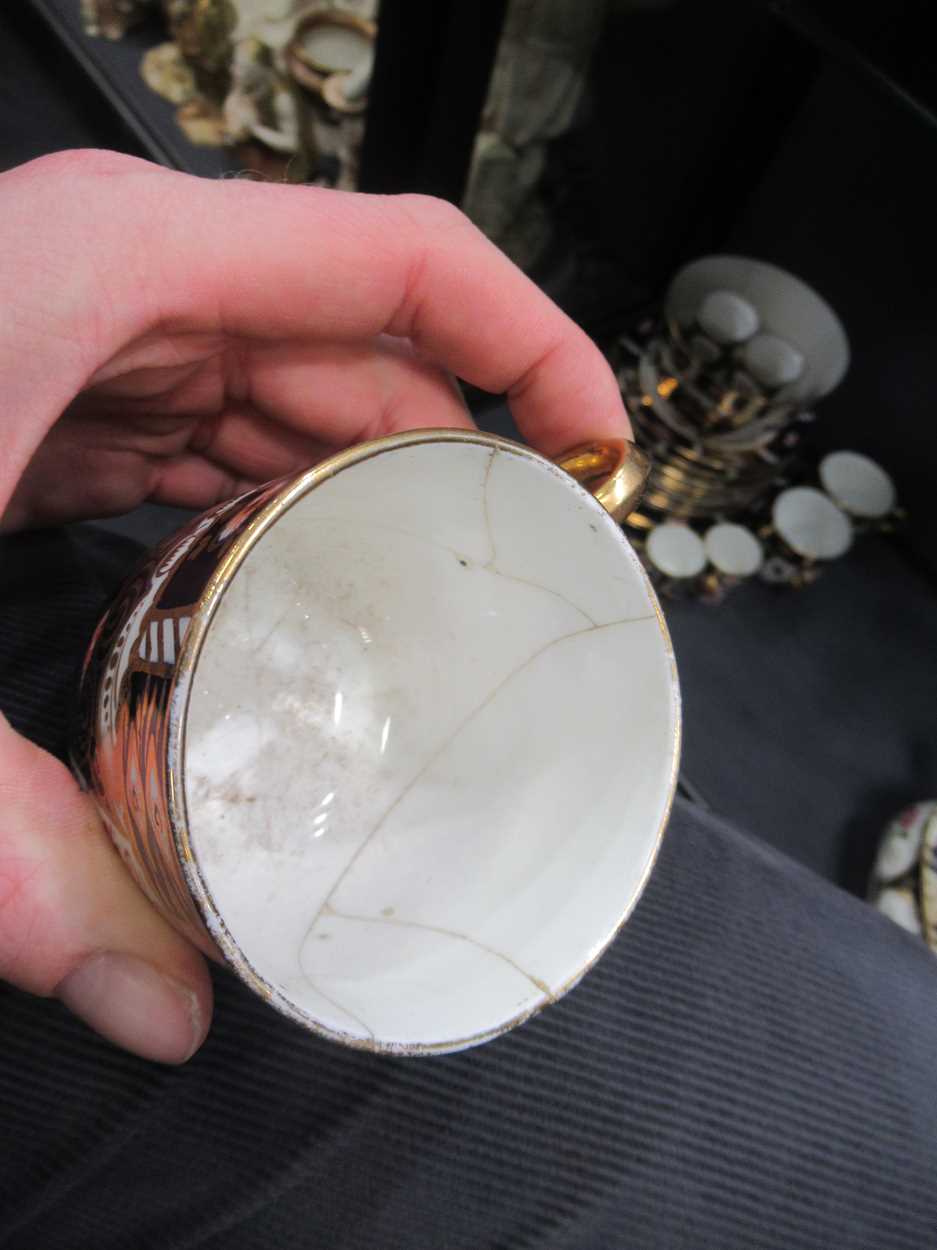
[646,523,706,579]
[704,523,763,577]
[819,450,896,520]
[772,486,852,561]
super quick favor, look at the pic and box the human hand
[0,150,631,1063]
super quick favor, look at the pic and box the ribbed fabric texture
[2,524,936,1250]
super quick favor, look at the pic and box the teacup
[643,521,707,599]
[818,450,898,531]
[699,522,764,603]
[72,429,680,1054]
[758,484,853,588]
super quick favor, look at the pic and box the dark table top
[667,534,937,889]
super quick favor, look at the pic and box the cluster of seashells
[81,1,377,186]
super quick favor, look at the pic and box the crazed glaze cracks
[182,439,679,1052]
[73,430,679,1055]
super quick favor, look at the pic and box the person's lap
[2,524,936,1250]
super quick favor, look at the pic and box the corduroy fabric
[1,524,936,1250]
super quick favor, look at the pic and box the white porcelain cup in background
[819,450,896,521]
[644,522,708,598]
[704,523,764,579]
[772,485,853,561]
[73,430,680,1055]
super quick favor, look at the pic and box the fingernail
[57,952,204,1064]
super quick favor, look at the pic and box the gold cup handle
[554,439,651,524]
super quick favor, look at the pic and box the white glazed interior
[182,438,679,1052]
[300,23,370,72]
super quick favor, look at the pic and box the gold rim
[285,10,376,97]
[554,439,651,523]
[165,428,681,1055]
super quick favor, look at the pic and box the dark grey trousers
[2,526,935,1250]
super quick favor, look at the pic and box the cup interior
[181,436,679,1053]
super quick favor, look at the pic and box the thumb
[0,714,212,1063]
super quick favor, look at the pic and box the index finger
[148,173,630,456]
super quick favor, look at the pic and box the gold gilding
[555,439,652,524]
[71,427,676,1054]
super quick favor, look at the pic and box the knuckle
[21,148,153,184]
[397,192,469,234]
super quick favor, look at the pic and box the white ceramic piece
[819,450,896,520]
[741,333,805,389]
[184,441,679,1053]
[772,487,852,561]
[873,802,933,883]
[921,808,937,953]
[666,256,849,403]
[703,523,763,577]
[646,523,707,579]
[697,290,759,345]
[876,887,922,937]
[343,48,374,101]
[301,23,372,73]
